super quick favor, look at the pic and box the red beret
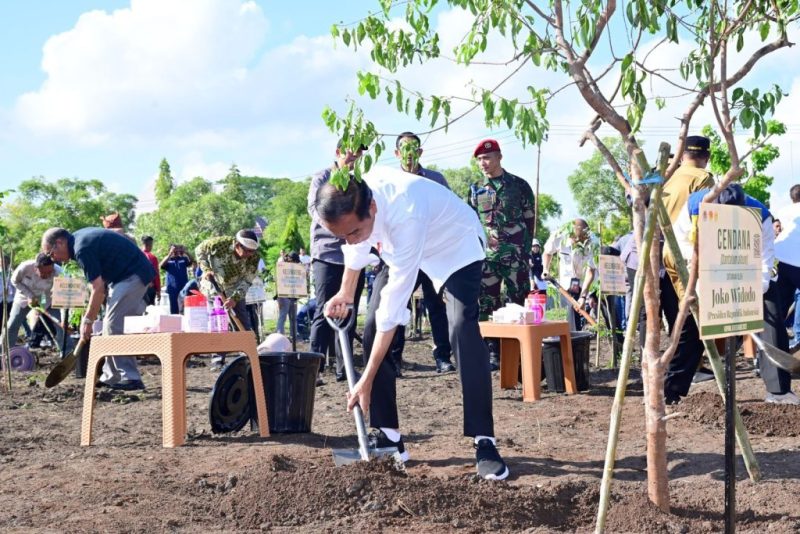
[474,139,501,157]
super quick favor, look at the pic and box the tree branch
[578,0,616,66]
[523,0,556,26]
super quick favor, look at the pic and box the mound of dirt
[216,455,599,531]
[681,391,800,437]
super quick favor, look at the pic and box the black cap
[685,135,710,154]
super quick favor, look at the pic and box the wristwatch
[82,316,96,325]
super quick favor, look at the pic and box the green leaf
[330,24,340,39]
[736,31,744,52]
[740,108,753,129]
[415,98,424,120]
[395,81,404,113]
[731,87,744,103]
[759,22,770,41]
[363,153,374,173]
[655,97,665,110]
[342,29,351,46]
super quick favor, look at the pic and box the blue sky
[1,0,799,221]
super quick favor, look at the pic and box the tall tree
[325,0,796,517]
[155,158,175,205]
[567,137,632,241]
[221,163,246,204]
[1,177,137,260]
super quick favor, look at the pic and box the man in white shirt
[542,219,597,330]
[315,166,509,481]
[4,253,64,349]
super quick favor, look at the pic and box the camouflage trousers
[479,254,531,320]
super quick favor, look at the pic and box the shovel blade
[762,345,800,374]
[332,446,401,467]
[44,340,87,388]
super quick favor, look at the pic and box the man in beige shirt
[660,135,715,404]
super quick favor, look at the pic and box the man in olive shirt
[660,135,715,404]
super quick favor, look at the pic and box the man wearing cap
[140,236,161,306]
[661,135,715,403]
[469,139,535,370]
[307,139,367,383]
[41,227,155,390]
[674,184,795,403]
[361,132,455,374]
[100,212,136,243]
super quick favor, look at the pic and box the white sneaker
[765,391,800,405]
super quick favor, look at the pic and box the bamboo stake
[595,146,667,533]
[1,248,12,392]
[595,221,602,367]
[655,199,762,481]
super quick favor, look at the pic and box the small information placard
[598,254,627,295]
[245,277,267,304]
[276,263,308,298]
[697,203,764,339]
[50,276,89,308]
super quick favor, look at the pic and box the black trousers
[759,280,790,394]
[626,267,647,349]
[662,272,705,400]
[309,259,365,374]
[364,260,494,437]
[365,265,453,366]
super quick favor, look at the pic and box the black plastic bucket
[252,351,323,433]
[542,331,593,393]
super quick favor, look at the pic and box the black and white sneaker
[475,439,509,480]
[368,429,409,462]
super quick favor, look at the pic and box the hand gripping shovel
[544,275,598,327]
[325,308,400,466]
[750,332,800,374]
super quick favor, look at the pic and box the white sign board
[276,263,308,298]
[598,254,627,295]
[697,203,764,339]
[50,276,89,308]
[245,277,267,304]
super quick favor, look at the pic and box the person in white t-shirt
[775,184,800,353]
[315,166,509,481]
[542,219,597,330]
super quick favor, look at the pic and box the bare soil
[2,334,800,533]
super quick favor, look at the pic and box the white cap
[258,333,292,353]
[532,239,541,246]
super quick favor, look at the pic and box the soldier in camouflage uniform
[469,139,535,370]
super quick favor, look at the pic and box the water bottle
[211,296,229,333]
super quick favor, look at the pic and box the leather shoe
[436,359,456,374]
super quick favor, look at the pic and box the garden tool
[544,275,598,327]
[44,337,89,388]
[325,307,400,466]
[750,332,800,374]
[208,275,245,331]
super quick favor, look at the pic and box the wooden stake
[1,248,12,392]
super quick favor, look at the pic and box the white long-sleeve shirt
[774,202,800,268]
[341,166,486,332]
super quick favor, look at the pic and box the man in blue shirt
[41,227,155,390]
[160,244,194,314]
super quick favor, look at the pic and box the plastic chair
[479,321,577,402]
[81,331,269,447]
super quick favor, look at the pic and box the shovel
[44,338,90,388]
[749,332,800,374]
[544,275,598,327]
[207,276,246,331]
[325,307,400,466]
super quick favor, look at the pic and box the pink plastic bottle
[210,297,229,332]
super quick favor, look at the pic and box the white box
[124,314,183,334]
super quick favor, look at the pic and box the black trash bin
[252,351,323,433]
[541,331,593,393]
